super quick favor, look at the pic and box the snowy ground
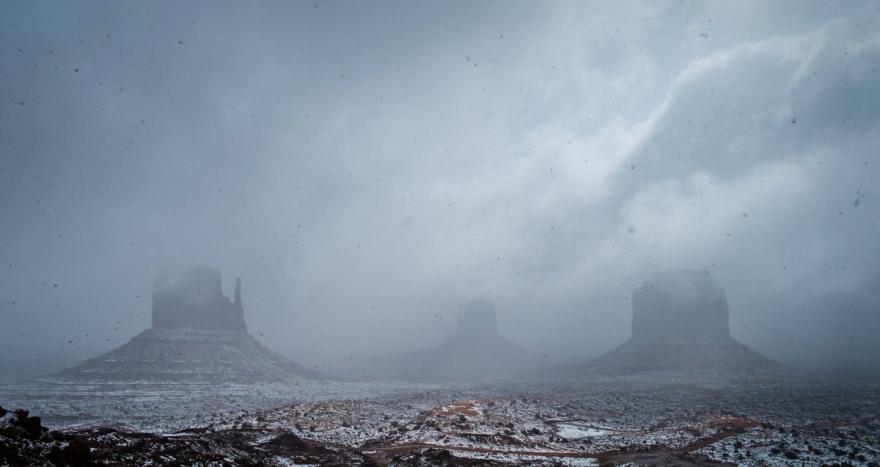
[1,372,878,465]
[0,377,435,432]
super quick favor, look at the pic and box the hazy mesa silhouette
[58,267,774,383]
[586,270,775,374]
[360,298,535,382]
[59,266,316,382]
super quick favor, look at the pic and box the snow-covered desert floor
[1,372,878,466]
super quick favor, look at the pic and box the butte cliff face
[59,267,316,382]
[364,298,534,382]
[631,271,730,343]
[593,271,774,373]
[450,298,499,343]
[151,267,247,332]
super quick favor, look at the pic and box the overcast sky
[2,0,879,379]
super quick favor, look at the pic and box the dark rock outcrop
[58,266,316,382]
[592,271,774,373]
[1,412,373,466]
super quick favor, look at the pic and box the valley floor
[1,372,878,466]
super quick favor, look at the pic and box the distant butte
[369,298,535,382]
[151,266,247,332]
[590,270,775,373]
[58,266,317,382]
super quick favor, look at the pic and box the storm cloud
[1,1,878,379]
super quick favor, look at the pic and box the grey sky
[2,0,879,379]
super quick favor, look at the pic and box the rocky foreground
[2,374,879,466]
